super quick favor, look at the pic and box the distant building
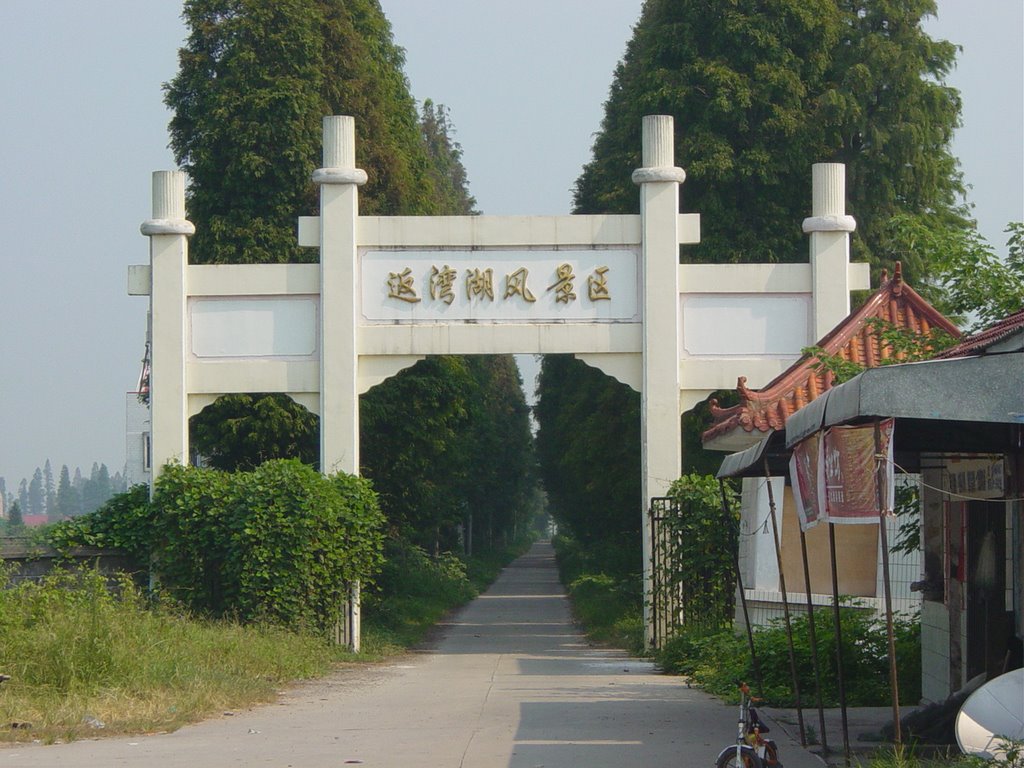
[125,392,151,488]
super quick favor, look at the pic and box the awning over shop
[784,352,1024,450]
[715,429,789,479]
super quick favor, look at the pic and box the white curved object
[956,668,1024,760]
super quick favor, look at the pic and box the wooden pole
[800,528,829,755]
[874,419,902,744]
[763,458,806,746]
[828,523,852,764]
[720,480,764,695]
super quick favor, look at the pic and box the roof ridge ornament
[891,261,904,296]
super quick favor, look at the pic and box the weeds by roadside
[0,536,533,744]
[858,740,1024,768]
[0,566,355,744]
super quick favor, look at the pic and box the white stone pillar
[633,115,686,646]
[803,163,857,340]
[314,116,367,651]
[141,171,194,485]
[314,116,366,476]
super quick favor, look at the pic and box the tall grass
[0,536,535,743]
[0,566,353,743]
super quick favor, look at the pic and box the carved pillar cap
[140,219,195,236]
[631,166,686,185]
[802,214,857,234]
[312,167,368,186]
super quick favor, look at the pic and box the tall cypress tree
[166,0,451,265]
[539,0,967,549]
[165,0,534,552]
[28,468,44,517]
[57,464,79,519]
[573,0,964,278]
[43,459,57,521]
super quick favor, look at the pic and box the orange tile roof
[703,263,961,449]
[934,308,1024,358]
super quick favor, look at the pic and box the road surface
[0,541,824,767]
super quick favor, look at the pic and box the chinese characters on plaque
[386,263,612,307]
[363,249,639,323]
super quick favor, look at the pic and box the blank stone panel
[189,297,318,358]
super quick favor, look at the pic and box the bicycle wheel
[763,741,782,767]
[715,746,766,768]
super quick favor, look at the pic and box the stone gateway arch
[133,115,867,646]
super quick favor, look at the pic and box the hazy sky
[0,1,1021,490]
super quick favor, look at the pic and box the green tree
[458,356,535,550]
[538,0,969,552]
[534,355,642,557]
[7,500,23,529]
[17,478,29,516]
[165,0,535,561]
[420,99,477,216]
[172,0,472,474]
[28,468,43,517]
[360,356,475,553]
[824,0,966,278]
[57,464,80,519]
[165,0,450,266]
[573,0,965,278]
[191,395,319,471]
[884,218,1024,330]
[79,463,113,516]
[43,459,57,521]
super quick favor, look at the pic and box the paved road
[0,541,825,767]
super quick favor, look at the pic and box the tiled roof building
[934,307,1024,358]
[702,263,961,452]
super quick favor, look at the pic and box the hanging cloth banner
[789,419,895,529]
[790,432,825,531]
[822,419,895,524]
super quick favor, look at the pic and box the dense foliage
[361,355,537,554]
[886,218,1024,331]
[536,0,971,555]
[166,0,535,557]
[656,605,921,707]
[47,460,384,636]
[534,355,641,558]
[574,0,965,278]
[659,474,740,633]
[165,0,451,266]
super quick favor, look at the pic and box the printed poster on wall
[821,419,895,524]
[789,432,825,531]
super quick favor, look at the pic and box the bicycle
[714,682,783,768]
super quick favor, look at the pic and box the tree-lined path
[0,542,821,767]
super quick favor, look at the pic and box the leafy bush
[552,533,640,585]
[551,536,644,653]
[656,605,921,706]
[46,460,385,637]
[363,537,476,645]
[660,474,739,632]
